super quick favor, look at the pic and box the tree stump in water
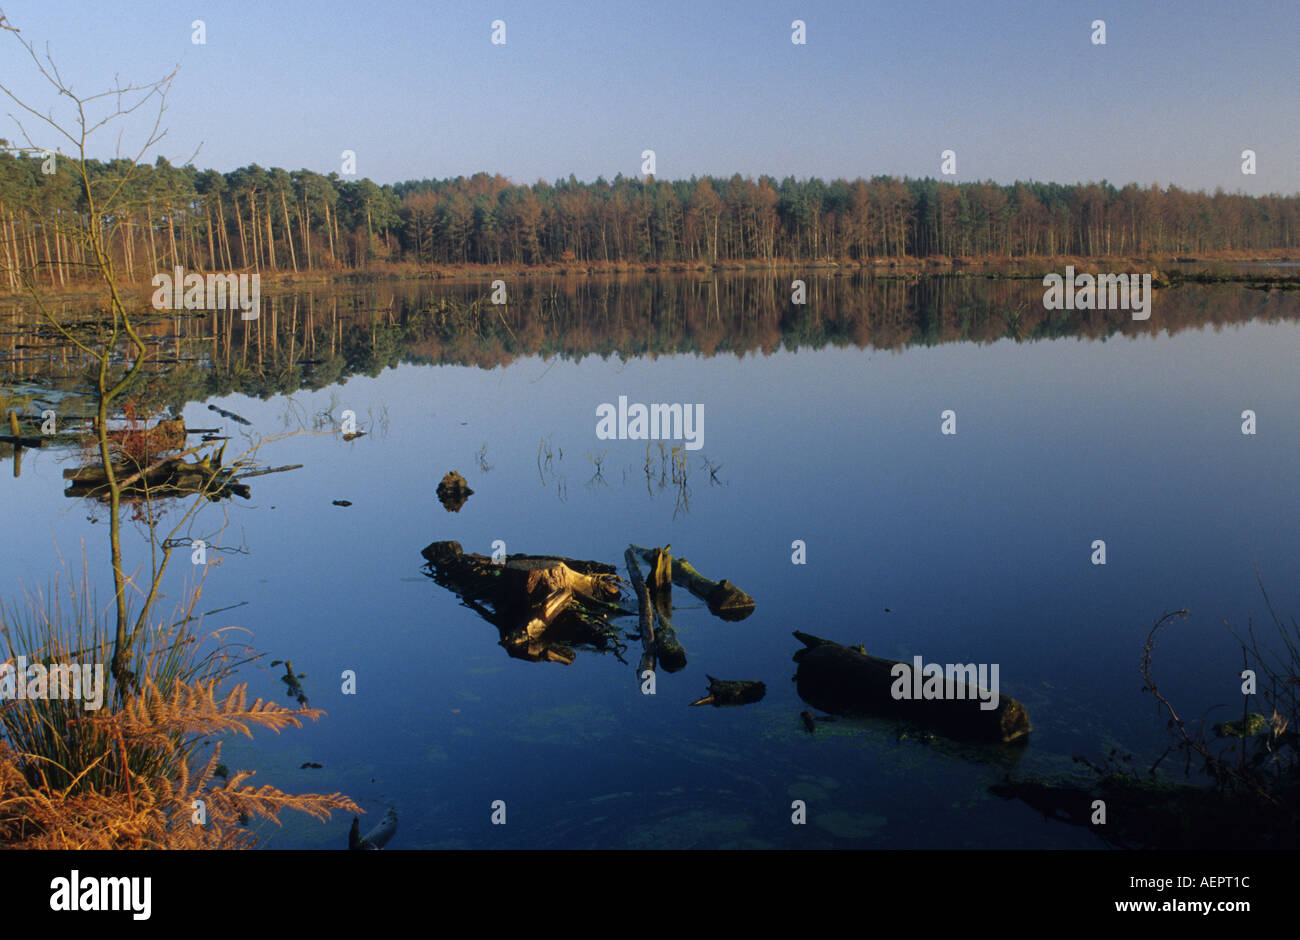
[436,470,474,512]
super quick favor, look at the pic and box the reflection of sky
[2,317,1299,848]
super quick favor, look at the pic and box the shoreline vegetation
[3,149,1299,298]
[0,14,359,850]
[3,249,1297,306]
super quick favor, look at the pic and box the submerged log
[632,544,754,621]
[690,675,766,707]
[348,806,398,850]
[624,547,656,676]
[792,632,1032,744]
[626,546,688,672]
[650,604,687,672]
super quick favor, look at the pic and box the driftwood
[348,806,398,850]
[632,544,754,621]
[237,463,303,479]
[63,451,250,501]
[423,541,624,663]
[626,546,688,672]
[690,675,766,707]
[792,632,1031,744]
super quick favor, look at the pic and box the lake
[2,272,1298,848]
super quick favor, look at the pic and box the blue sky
[1,0,1296,192]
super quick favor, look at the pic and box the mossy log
[632,544,754,621]
[792,632,1031,744]
[690,675,766,707]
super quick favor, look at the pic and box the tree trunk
[281,189,298,273]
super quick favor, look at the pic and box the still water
[2,274,1298,848]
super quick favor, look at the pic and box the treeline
[2,148,1298,290]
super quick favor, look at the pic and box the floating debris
[436,470,474,512]
[280,660,309,707]
[690,675,766,707]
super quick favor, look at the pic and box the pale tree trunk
[250,192,261,269]
[206,205,217,269]
[146,205,159,273]
[301,196,311,270]
[265,207,277,270]
[281,190,298,272]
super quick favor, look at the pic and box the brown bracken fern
[0,676,359,849]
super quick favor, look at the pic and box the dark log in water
[624,547,657,676]
[792,632,1031,744]
[690,675,766,707]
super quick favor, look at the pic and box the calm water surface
[2,273,1297,848]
